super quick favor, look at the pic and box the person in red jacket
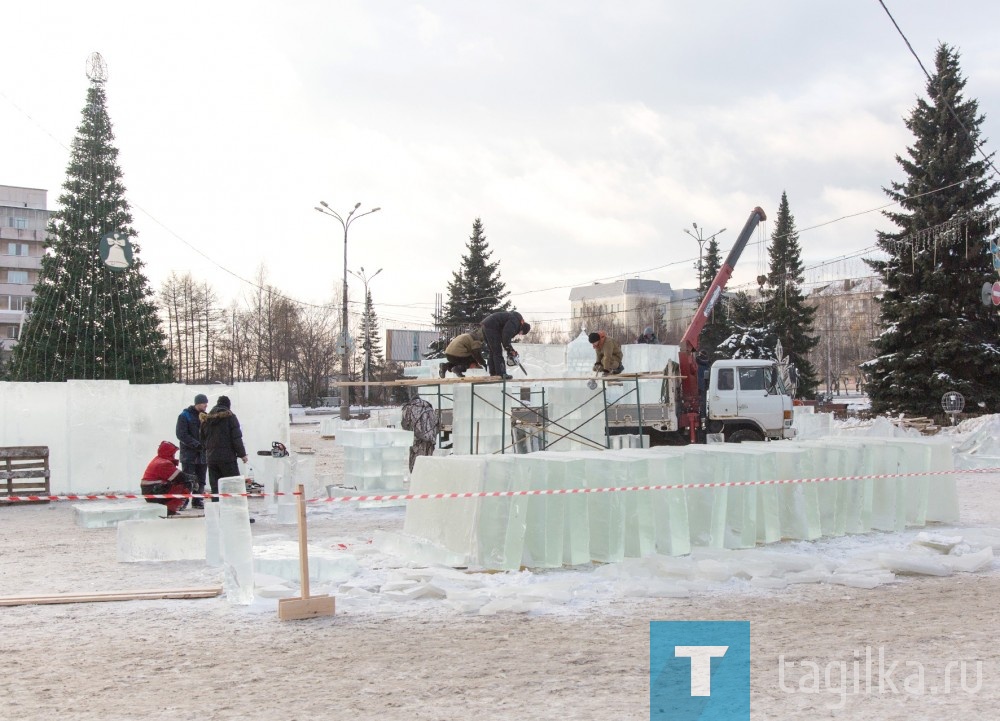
[140,441,191,516]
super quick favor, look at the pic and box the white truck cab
[707,359,796,442]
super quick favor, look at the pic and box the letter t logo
[674,646,729,696]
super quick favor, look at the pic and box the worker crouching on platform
[439,330,487,378]
[140,440,193,516]
[589,331,624,375]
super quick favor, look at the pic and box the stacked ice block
[451,384,511,455]
[337,428,413,491]
[392,437,960,570]
[545,386,607,451]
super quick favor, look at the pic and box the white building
[568,278,699,341]
[0,185,49,364]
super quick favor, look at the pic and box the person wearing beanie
[480,310,530,379]
[636,326,658,344]
[199,395,248,503]
[589,330,624,376]
[175,393,210,509]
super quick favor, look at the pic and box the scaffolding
[331,372,680,455]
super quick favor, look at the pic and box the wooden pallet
[0,446,50,505]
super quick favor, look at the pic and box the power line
[876,0,1000,180]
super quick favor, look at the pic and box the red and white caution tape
[1,467,997,504]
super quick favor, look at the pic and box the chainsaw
[506,352,528,376]
[247,441,289,496]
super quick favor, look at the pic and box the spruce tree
[719,291,777,359]
[10,61,170,383]
[759,192,820,398]
[864,44,1000,417]
[697,236,732,358]
[440,218,511,328]
[360,289,384,370]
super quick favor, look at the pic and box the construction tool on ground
[277,483,335,621]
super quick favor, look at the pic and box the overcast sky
[4,1,1000,334]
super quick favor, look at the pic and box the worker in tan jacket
[588,331,624,375]
[439,331,487,378]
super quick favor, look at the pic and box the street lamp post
[683,222,726,292]
[347,266,383,405]
[315,201,381,420]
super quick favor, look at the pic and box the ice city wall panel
[0,381,289,494]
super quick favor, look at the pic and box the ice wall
[337,428,412,491]
[0,380,289,494]
[396,437,960,570]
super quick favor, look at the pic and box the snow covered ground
[1,417,999,719]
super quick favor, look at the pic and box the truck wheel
[727,429,763,443]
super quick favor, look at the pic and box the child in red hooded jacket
[140,441,191,516]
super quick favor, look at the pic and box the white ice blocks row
[399,438,960,570]
[0,380,289,494]
[117,517,206,562]
[337,428,413,491]
[75,500,166,527]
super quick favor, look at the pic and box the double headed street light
[347,265,383,405]
[314,201,381,420]
[683,222,726,293]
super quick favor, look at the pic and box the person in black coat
[176,393,209,509]
[480,310,530,379]
[199,395,248,503]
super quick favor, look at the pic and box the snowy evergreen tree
[10,62,169,383]
[719,291,777,359]
[359,289,384,369]
[439,218,511,328]
[759,192,820,398]
[697,236,732,359]
[864,44,1000,417]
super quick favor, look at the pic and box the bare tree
[290,305,338,406]
[159,272,224,382]
[570,301,630,345]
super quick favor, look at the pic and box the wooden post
[277,484,335,620]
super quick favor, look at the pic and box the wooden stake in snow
[277,483,335,620]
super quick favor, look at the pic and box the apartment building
[0,185,48,364]
[568,278,699,342]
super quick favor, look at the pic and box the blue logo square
[650,621,750,721]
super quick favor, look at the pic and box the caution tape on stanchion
[0,467,997,505]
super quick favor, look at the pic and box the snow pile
[246,525,999,615]
[946,414,1000,468]
[834,415,922,438]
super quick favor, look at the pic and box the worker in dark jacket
[480,311,530,379]
[589,331,624,375]
[140,441,191,516]
[199,395,248,503]
[176,393,209,509]
[636,326,658,344]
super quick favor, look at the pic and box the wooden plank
[0,469,52,480]
[329,372,679,388]
[278,594,335,620]
[0,447,49,459]
[0,587,224,606]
